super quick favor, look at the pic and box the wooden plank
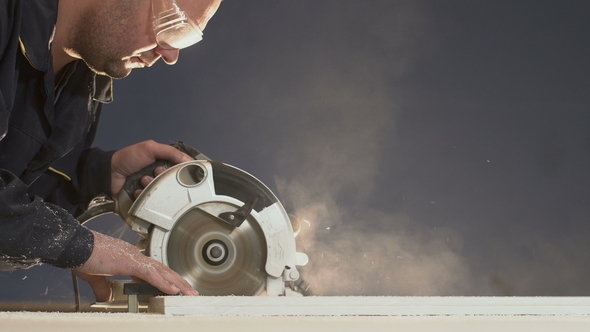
[2,312,590,332]
[149,296,590,316]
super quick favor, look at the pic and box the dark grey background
[2,0,589,303]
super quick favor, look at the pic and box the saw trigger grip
[120,141,208,203]
[121,159,172,201]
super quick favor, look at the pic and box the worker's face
[73,0,221,79]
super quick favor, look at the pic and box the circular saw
[80,142,308,297]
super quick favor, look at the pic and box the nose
[155,46,180,65]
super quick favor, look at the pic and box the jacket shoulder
[0,0,20,58]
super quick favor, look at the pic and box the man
[0,0,222,301]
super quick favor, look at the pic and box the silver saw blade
[165,208,267,296]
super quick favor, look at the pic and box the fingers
[143,140,193,165]
[131,276,146,284]
[154,263,199,296]
[133,165,168,198]
[133,175,153,198]
[154,165,168,176]
[129,263,198,296]
[134,260,199,296]
[78,231,199,299]
[111,140,194,197]
[72,270,112,302]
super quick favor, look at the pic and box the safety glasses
[152,0,203,50]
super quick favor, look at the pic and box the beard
[69,1,145,79]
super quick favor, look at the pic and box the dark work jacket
[0,1,114,269]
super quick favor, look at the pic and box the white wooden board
[149,296,590,316]
[2,312,590,332]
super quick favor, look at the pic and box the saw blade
[165,207,267,296]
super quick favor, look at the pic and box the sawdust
[276,177,478,296]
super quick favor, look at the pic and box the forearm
[0,169,94,268]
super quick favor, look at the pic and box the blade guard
[122,160,306,295]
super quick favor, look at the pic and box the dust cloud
[270,75,485,295]
[282,188,482,296]
[250,2,489,296]
[265,63,486,295]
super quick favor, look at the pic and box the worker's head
[66,0,222,78]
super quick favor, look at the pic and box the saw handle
[121,159,172,200]
[120,141,208,201]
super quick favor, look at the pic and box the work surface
[2,297,590,331]
[150,296,590,315]
[1,312,590,332]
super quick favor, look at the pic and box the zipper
[18,37,41,70]
[47,167,72,181]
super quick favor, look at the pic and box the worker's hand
[73,230,198,302]
[111,140,193,198]
[72,270,112,302]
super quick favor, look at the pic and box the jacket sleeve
[77,147,115,203]
[0,1,95,270]
[0,169,94,268]
[0,0,15,140]
[75,105,116,205]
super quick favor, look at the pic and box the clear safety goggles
[152,0,203,50]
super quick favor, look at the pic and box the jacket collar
[19,1,59,72]
[19,1,113,103]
